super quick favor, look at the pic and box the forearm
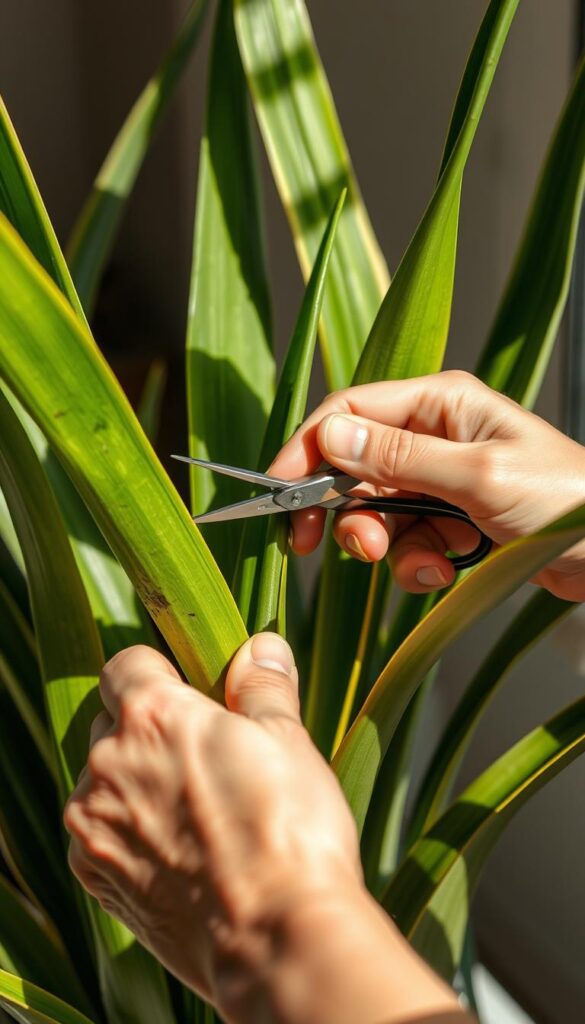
[213,882,473,1024]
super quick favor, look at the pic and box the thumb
[318,412,475,501]
[225,633,300,723]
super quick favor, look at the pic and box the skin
[65,372,585,1023]
[272,371,585,600]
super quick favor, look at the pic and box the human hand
[270,371,585,601]
[63,639,465,1024]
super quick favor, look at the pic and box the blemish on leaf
[93,419,107,433]
[53,410,67,419]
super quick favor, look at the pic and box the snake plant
[0,0,584,1020]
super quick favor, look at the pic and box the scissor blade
[171,454,288,489]
[193,493,283,524]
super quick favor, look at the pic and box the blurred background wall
[1,2,582,1020]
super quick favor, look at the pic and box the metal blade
[171,454,288,489]
[193,493,284,524]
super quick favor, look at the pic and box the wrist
[212,872,466,1024]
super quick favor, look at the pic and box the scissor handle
[343,496,492,570]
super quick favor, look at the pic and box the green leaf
[0,99,85,321]
[477,55,585,407]
[0,212,246,694]
[0,491,29,648]
[355,0,520,385]
[0,970,97,1024]
[0,577,43,723]
[361,667,437,896]
[0,389,177,1024]
[234,190,346,633]
[334,502,585,835]
[234,0,388,390]
[0,876,92,1019]
[383,696,585,980]
[408,589,572,844]
[360,592,443,893]
[362,36,585,900]
[304,546,374,755]
[304,0,519,761]
[186,0,275,582]
[137,360,167,444]
[0,92,155,661]
[0,647,51,775]
[66,0,209,315]
[10,397,155,661]
[0,686,88,986]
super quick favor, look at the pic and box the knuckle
[470,444,504,488]
[63,795,82,835]
[240,668,299,707]
[87,736,116,779]
[83,830,113,863]
[99,645,154,689]
[118,686,160,728]
[441,368,478,389]
[377,427,417,480]
[443,368,472,383]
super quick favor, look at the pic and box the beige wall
[1,1,582,1020]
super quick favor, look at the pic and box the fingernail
[416,566,448,588]
[345,533,370,562]
[250,633,294,675]
[288,525,294,548]
[323,415,368,461]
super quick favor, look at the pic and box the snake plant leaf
[234,191,346,633]
[330,0,523,880]
[0,970,97,1024]
[0,98,85,322]
[137,360,167,443]
[0,876,93,1019]
[304,544,374,756]
[360,592,447,894]
[362,41,585,900]
[0,388,179,1024]
[334,502,585,835]
[0,93,155,659]
[304,0,519,761]
[234,0,388,390]
[408,589,573,845]
[0,578,43,722]
[383,696,585,981]
[0,687,87,982]
[355,0,519,385]
[9,397,155,661]
[0,650,51,775]
[0,213,246,693]
[186,0,274,582]
[476,55,585,407]
[361,666,437,896]
[66,0,209,315]
[0,490,25,579]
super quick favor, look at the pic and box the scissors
[171,455,492,570]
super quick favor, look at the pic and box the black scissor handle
[342,496,492,570]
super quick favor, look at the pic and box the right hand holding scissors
[270,371,585,602]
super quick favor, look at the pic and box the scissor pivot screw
[291,491,303,507]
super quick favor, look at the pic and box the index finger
[268,377,453,481]
[99,645,183,718]
[268,379,442,556]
